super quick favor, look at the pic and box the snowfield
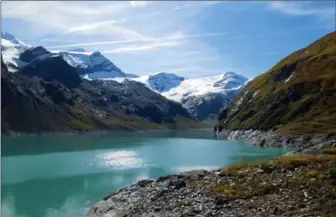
[1,32,30,71]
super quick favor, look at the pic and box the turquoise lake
[1,131,291,217]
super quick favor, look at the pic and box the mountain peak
[1,32,26,45]
[142,72,185,92]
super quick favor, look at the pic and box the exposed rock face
[92,79,200,127]
[21,55,82,88]
[217,32,336,134]
[214,129,336,155]
[19,46,51,63]
[181,91,238,122]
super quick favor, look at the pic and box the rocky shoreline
[215,129,336,155]
[88,154,336,217]
[88,130,336,217]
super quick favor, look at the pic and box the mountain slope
[218,32,336,134]
[54,50,127,79]
[1,55,204,133]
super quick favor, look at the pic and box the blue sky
[2,1,335,78]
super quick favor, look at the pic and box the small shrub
[321,147,336,155]
[306,169,320,178]
[328,167,336,178]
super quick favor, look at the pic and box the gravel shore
[88,134,336,217]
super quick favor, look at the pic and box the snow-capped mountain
[162,72,248,102]
[162,72,248,121]
[1,32,30,72]
[132,72,185,92]
[1,33,248,121]
[110,71,248,121]
[1,32,129,79]
[161,72,248,121]
[51,50,127,79]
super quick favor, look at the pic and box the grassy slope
[218,32,336,134]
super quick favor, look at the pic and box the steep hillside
[218,32,336,134]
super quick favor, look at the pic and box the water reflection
[2,166,171,217]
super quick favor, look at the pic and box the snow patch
[284,74,293,83]
[1,32,30,71]
[50,50,126,78]
[253,90,260,98]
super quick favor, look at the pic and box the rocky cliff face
[217,32,336,135]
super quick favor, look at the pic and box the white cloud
[3,1,230,77]
[130,1,147,8]
[3,1,331,78]
[2,1,138,36]
[267,1,335,28]
[102,41,178,53]
[268,2,330,16]
[64,20,120,34]
[46,32,230,49]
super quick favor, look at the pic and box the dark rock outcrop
[21,55,82,88]
[19,46,51,63]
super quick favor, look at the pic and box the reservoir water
[1,131,291,217]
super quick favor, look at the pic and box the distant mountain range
[1,32,248,123]
[1,33,205,133]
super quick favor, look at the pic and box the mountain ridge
[1,32,128,79]
[1,32,248,123]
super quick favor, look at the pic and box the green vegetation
[328,167,336,178]
[218,32,336,134]
[210,153,336,216]
[71,119,94,131]
[321,146,336,155]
